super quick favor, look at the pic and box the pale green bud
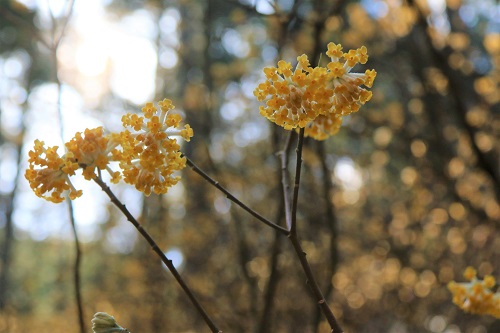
[91,312,130,333]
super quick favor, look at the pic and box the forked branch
[281,128,343,333]
[184,155,289,235]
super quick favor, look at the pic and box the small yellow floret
[484,275,496,288]
[464,267,477,280]
[326,42,343,59]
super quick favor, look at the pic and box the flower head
[26,98,193,201]
[119,99,193,196]
[448,267,500,318]
[25,140,81,203]
[254,42,376,140]
[65,127,122,183]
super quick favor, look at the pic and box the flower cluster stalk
[184,156,289,235]
[184,128,344,332]
[282,128,343,333]
[93,175,222,333]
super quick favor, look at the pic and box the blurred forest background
[0,0,499,332]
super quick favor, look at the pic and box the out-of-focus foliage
[0,0,499,332]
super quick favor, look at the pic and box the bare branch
[290,127,305,235]
[184,155,289,235]
[93,176,222,333]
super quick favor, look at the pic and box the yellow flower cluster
[25,99,193,202]
[448,267,500,318]
[25,140,81,203]
[120,99,193,196]
[65,127,122,182]
[254,42,376,140]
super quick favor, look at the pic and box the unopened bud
[91,312,130,333]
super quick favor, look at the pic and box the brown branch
[257,3,301,329]
[290,128,305,235]
[48,2,84,328]
[312,141,339,332]
[307,1,346,328]
[256,211,284,333]
[66,202,85,333]
[231,208,259,321]
[287,234,343,333]
[54,0,76,48]
[46,2,86,327]
[256,126,293,333]
[184,155,289,235]
[280,129,343,333]
[279,132,295,230]
[93,176,222,333]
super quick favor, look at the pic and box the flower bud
[91,312,130,333]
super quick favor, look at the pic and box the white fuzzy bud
[91,312,130,333]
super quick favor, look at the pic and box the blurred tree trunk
[0,120,24,311]
[0,193,15,310]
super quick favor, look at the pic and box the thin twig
[48,0,58,46]
[257,4,299,329]
[183,155,289,235]
[280,129,343,333]
[54,0,76,48]
[48,2,84,330]
[290,128,305,235]
[279,132,295,230]
[92,176,222,333]
[312,141,340,332]
[47,0,76,47]
[67,203,85,333]
[287,235,343,333]
[257,189,285,332]
[307,1,346,329]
